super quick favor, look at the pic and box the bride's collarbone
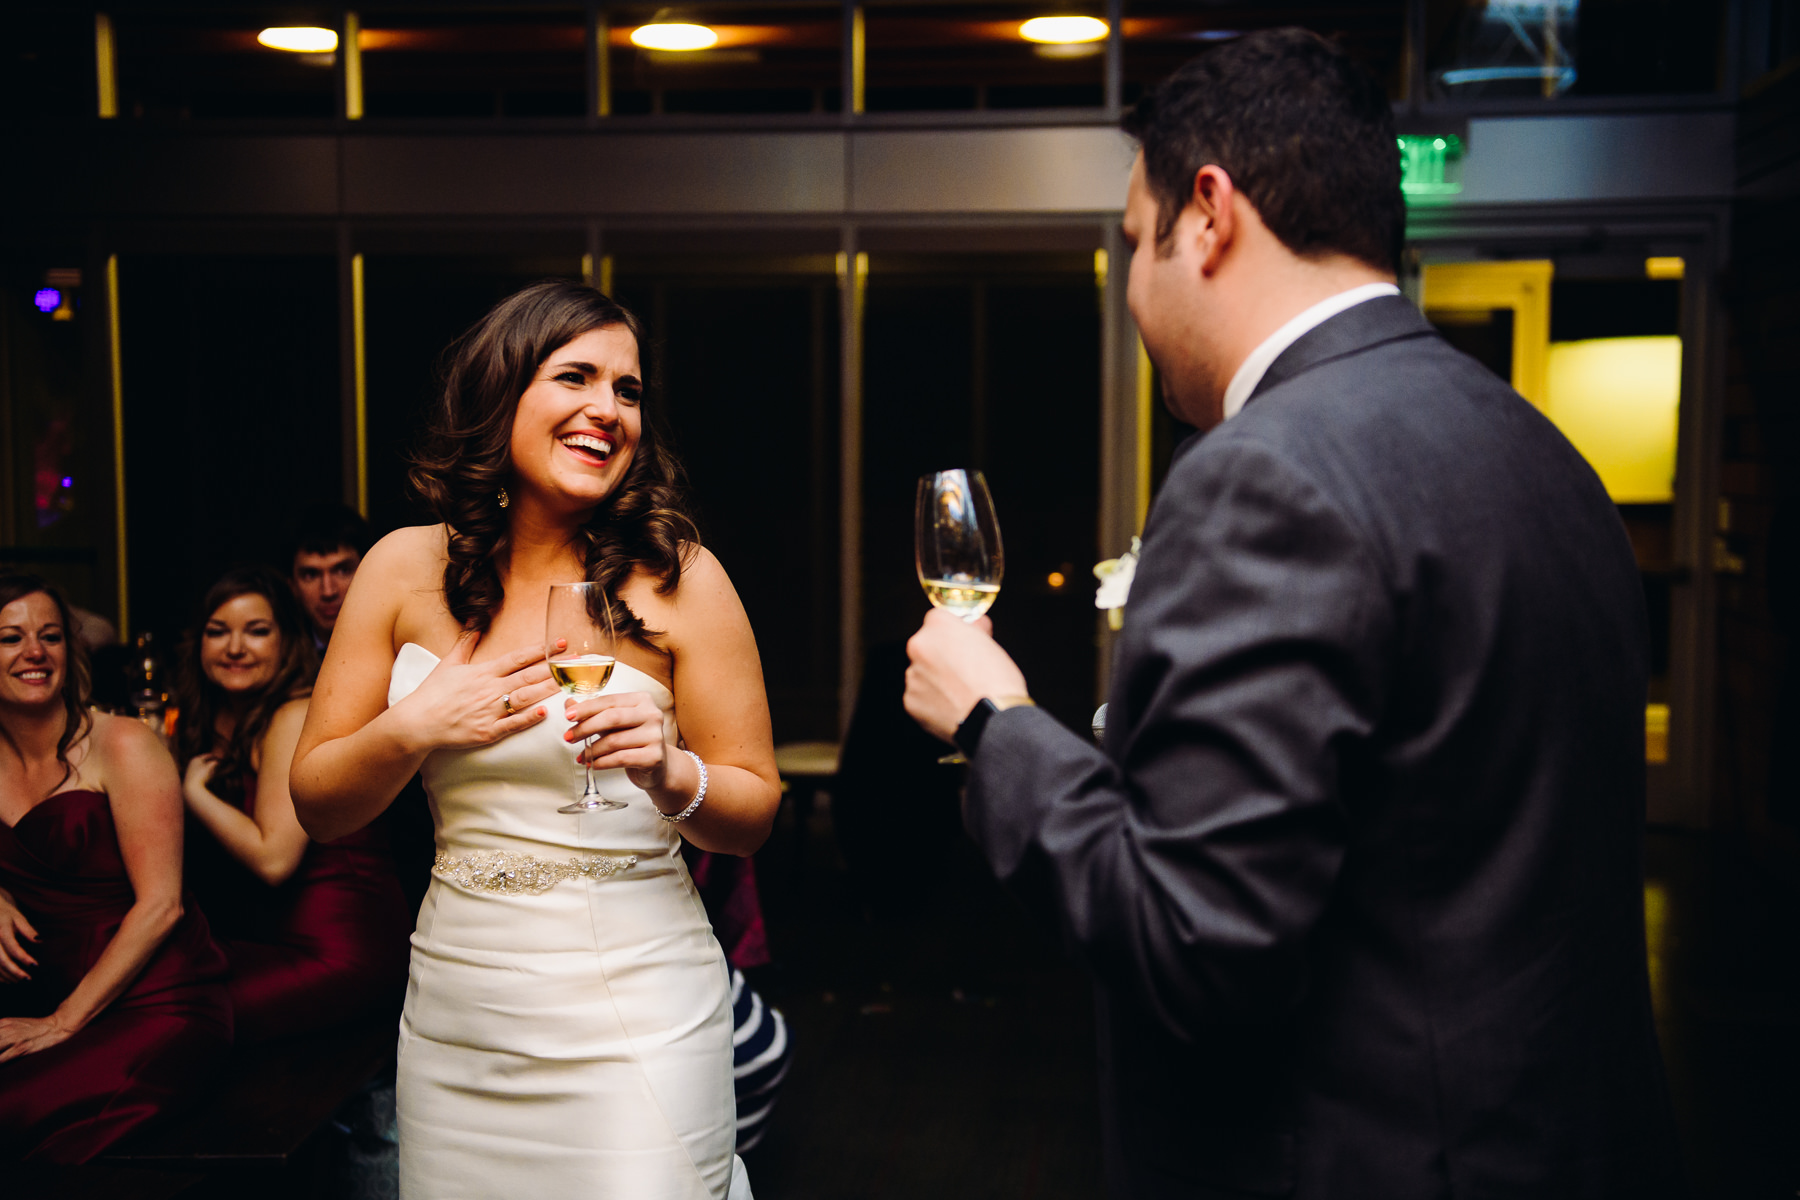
[403,623,673,695]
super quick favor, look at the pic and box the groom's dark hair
[1122,28,1404,274]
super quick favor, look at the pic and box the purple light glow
[34,288,60,313]
[61,476,73,488]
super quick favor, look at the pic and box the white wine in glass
[916,469,1003,623]
[920,578,1001,621]
[916,469,1003,764]
[546,582,624,814]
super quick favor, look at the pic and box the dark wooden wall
[1720,62,1800,834]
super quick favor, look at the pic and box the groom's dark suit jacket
[967,297,1683,1198]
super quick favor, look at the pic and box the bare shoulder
[669,543,735,602]
[348,524,451,650]
[90,712,178,788]
[662,544,756,648]
[92,710,160,759]
[269,696,311,737]
[624,544,735,627]
[362,524,448,583]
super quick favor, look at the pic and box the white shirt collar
[1220,282,1401,421]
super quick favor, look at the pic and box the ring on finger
[501,693,516,716]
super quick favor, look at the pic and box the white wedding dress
[388,642,751,1199]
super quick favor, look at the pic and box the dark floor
[1644,830,1800,1200]
[743,797,1103,1199]
[743,801,1800,1199]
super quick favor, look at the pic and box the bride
[291,280,780,1199]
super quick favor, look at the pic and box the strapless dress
[0,789,232,1162]
[388,642,749,1199]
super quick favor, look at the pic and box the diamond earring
[497,487,510,509]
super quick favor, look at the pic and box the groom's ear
[1190,165,1239,277]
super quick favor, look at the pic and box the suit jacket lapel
[1248,295,1438,405]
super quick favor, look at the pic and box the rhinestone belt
[432,850,639,896]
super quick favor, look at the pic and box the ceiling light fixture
[1020,15,1109,44]
[631,23,719,51]
[257,26,339,53]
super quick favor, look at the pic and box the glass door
[1420,255,1699,819]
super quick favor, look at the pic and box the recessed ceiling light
[631,23,719,52]
[1020,16,1109,45]
[257,26,339,53]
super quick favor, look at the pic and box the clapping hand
[393,630,559,753]
[563,693,669,792]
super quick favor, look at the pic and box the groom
[905,29,1684,1200]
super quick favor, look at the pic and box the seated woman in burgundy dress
[175,567,409,1046]
[0,574,233,1163]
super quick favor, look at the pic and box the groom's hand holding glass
[903,609,1030,744]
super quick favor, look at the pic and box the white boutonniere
[1093,536,1141,631]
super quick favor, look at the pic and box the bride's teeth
[561,434,613,461]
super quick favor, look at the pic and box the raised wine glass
[916,468,1003,622]
[916,469,1003,763]
[546,582,625,814]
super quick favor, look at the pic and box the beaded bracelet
[658,750,708,823]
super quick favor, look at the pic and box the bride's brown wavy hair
[408,279,698,643]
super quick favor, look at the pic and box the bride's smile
[509,324,643,512]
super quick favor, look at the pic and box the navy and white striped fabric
[729,968,792,1152]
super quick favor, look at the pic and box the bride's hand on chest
[394,631,560,752]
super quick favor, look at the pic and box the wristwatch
[953,694,1036,759]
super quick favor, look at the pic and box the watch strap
[953,694,1036,759]
[954,697,999,758]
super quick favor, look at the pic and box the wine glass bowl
[546,582,625,813]
[916,469,1003,623]
[916,469,1003,765]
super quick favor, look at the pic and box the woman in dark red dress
[0,574,233,1163]
[176,567,410,1046]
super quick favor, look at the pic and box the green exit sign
[1398,134,1465,198]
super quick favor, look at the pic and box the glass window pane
[363,253,582,529]
[1423,258,1684,745]
[863,254,1101,729]
[866,2,1106,113]
[1124,2,1408,105]
[9,11,94,118]
[117,256,342,641]
[362,11,587,118]
[612,255,841,740]
[115,13,338,119]
[0,257,110,623]
[607,4,842,116]
[1549,272,1682,713]
[1425,0,1724,101]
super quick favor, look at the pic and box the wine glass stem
[583,736,598,796]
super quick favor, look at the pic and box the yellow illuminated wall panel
[1543,336,1681,504]
[1420,261,1553,408]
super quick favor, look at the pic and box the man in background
[289,504,370,651]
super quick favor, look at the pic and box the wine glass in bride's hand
[917,469,1003,763]
[546,582,624,814]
